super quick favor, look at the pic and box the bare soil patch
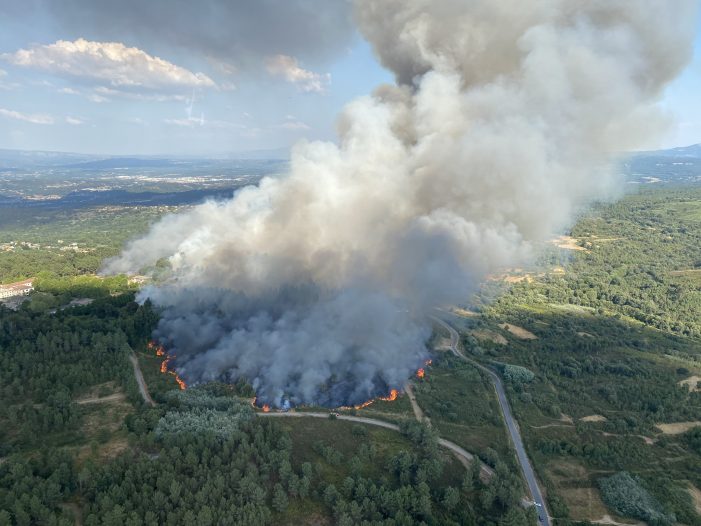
[688,484,701,515]
[655,421,701,435]
[601,432,655,445]
[553,235,587,251]
[593,514,643,526]
[451,307,479,318]
[581,415,608,423]
[499,323,538,340]
[679,376,701,393]
[76,393,127,405]
[472,330,508,345]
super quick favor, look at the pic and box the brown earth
[679,376,701,393]
[689,484,701,515]
[655,422,701,435]
[553,236,587,251]
[472,330,508,345]
[499,323,538,340]
[580,415,608,423]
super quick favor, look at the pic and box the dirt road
[129,354,156,407]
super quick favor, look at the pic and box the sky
[0,1,698,156]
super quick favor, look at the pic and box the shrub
[500,364,535,383]
[598,472,674,526]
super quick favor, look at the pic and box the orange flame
[416,368,425,379]
[153,342,186,390]
[172,372,187,390]
[379,389,399,402]
[262,404,271,413]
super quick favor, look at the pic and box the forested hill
[624,143,701,185]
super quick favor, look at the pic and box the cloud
[94,86,188,101]
[88,93,109,103]
[65,116,84,125]
[0,69,19,91]
[2,38,216,91]
[164,116,244,129]
[276,116,311,131]
[266,55,330,93]
[208,57,238,76]
[6,1,354,75]
[58,86,80,95]
[0,107,53,124]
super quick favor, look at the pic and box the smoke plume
[105,0,699,407]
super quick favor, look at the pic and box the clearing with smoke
[1,1,701,525]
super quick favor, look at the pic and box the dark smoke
[105,0,699,407]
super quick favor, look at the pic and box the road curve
[432,316,551,526]
[129,354,156,407]
[258,411,494,479]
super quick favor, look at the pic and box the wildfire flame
[151,341,187,390]
[262,404,271,413]
[173,375,187,390]
[353,400,374,410]
[379,388,399,402]
[416,358,432,379]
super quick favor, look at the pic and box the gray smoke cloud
[104,0,699,407]
[0,0,354,73]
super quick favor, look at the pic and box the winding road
[432,316,551,526]
[258,411,494,479]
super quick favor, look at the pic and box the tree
[272,483,288,513]
[443,487,460,511]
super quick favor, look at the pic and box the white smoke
[104,0,699,407]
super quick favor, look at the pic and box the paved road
[258,411,494,479]
[432,316,551,526]
[129,354,156,407]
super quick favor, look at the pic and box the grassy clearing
[412,353,512,463]
[279,417,465,488]
[545,461,612,522]
[499,323,538,340]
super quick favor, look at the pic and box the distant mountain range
[635,143,701,158]
[624,143,701,184]
[0,187,247,210]
[0,148,290,170]
[1,144,699,185]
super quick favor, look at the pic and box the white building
[0,280,34,300]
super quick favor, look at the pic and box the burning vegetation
[149,341,187,390]
[149,341,431,411]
